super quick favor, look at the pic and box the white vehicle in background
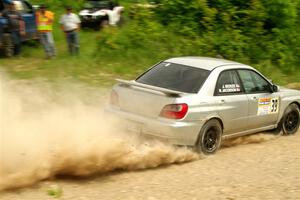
[107,57,300,154]
[79,0,124,30]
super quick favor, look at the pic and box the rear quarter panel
[182,95,219,123]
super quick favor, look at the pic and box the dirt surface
[1,131,299,200]
[0,78,299,199]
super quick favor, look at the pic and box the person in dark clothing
[2,1,25,55]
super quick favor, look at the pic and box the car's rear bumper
[106,106,203,146]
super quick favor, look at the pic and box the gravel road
[1,131,299,200]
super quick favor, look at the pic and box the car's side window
[238,70,271,93]
[215,70,243,96]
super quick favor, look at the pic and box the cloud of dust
[222,133,279,148]
[0,76,199,191]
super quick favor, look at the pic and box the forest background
[1,0,299,88]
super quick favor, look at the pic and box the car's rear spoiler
[116,79,184,97]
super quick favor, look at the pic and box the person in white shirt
[59,6,81,55]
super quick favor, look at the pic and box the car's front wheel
[196,119,222,155]
[282,103,300,135]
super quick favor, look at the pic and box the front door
[237,69,280,129]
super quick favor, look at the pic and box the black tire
[195,119,222,155]
[281,103,300,135]
[100,19,109,28]
[2,33,14,57]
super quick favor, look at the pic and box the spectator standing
[2,0,25,56]
[59,6,81,55]
[36,4,56,59]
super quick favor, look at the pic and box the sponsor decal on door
[257,97,279,115]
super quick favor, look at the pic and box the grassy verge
[0,25,299,89]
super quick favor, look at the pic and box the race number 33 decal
[257,97,280,115]
[270,97,279,113]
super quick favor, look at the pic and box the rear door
[215,70,249,134]
[237,69,280,129]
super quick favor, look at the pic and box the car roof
[165,57,249,71]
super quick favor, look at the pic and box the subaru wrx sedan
[107,57,300,154]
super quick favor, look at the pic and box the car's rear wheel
[100,18,109,29]
[282,103,300,135]
[196,119,222,154]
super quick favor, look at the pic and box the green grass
[0,18,147,88]
[0,24,299,89]
[0,27,119,87]
[47,185,63,198]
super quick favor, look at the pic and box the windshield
[83,1,114,9]
[136,62,210,93]
[13,1,24,11]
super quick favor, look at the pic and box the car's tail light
[160,103,188,119]
[110,90,119,106]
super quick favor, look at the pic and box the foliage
[47,185,63,198]
[30,0,85,10]
[1,0,298,87]
[96,0,300,80]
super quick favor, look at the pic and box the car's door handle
[251,96,258,101]
[220,99,226,104]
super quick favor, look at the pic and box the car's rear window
[136,62,210,93]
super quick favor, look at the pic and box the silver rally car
[108,57,300,154]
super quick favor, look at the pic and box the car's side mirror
[272,85,279,93]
